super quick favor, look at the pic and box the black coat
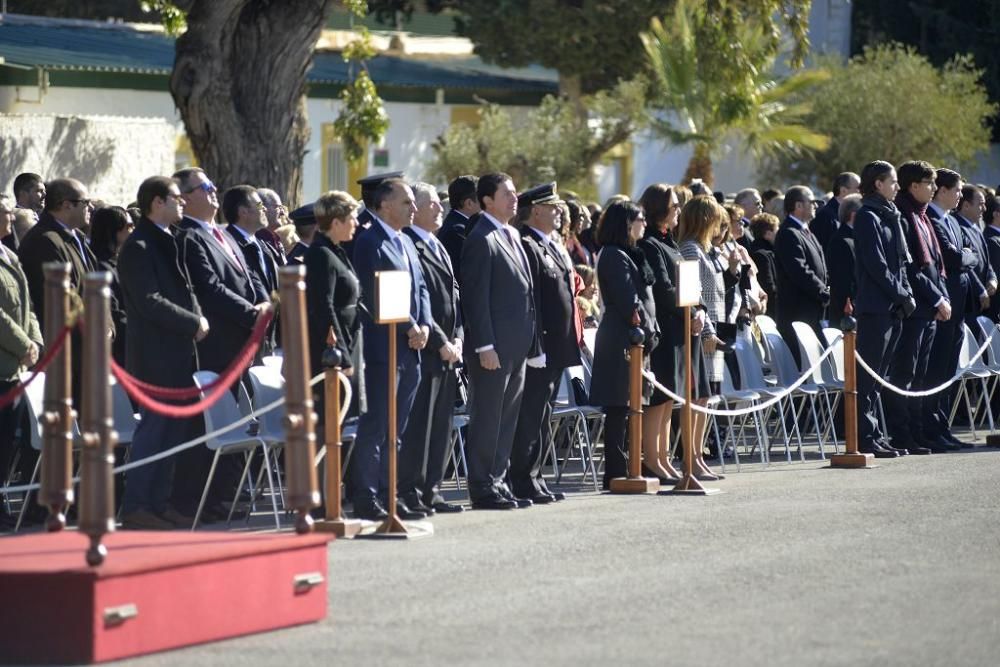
[402,227,464,373]
[824,223,856,323]
[956,214,996,310]
[286,241,309,266]
[226,224,278,303]
[853,198,912,317]
[983,226,1000,321]
[810,197,840,250]
[749,237,778,318]
[774,216,829,327]
[438,209,476,286]
[639,232,684,350]
[117,218,202,387]
[929,204,981,317]
[176,217,258,374]
[589,245,657,408]
[520,228,580,371]
[895,196,947,320]
[97,256,128,366]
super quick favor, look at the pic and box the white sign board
[375,270,411,324]
[676,260,701,307]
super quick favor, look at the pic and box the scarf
[862,194,911,264]
[895,190,945,278]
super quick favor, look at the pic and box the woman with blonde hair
[676,196,727,480]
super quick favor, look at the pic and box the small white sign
[676,260,701,307]
[376,270,411,323]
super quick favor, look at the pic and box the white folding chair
[792,322,843,455]
[948,324,995,439]
[734,340,800,463]
[764,332,829,460]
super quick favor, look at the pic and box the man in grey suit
[460,173,539,510]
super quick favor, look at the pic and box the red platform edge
[0,530,334,664]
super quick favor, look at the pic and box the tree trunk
[559,73,587,120]
[170,0,335,207]
[682,141,714,188]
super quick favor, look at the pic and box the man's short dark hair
[13,172,42,197]
[172,167,207,194]
[960,184,982,208]
[783,185,813,216]
[935,168,962,191]
[984,193,1000,224]
[43,179,82,212]
[832,172,859,197]
[137,176,175,215]
[448,175,477,210]
[221,184,257,225]
[860,160,896,197]
[372,177,407,213]
[477,172,512,209]
[898,160,936,193]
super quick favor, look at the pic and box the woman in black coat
[637,184,710,482]
[588,201,659,489]
[90,206,134,366]
[305,191,366,418]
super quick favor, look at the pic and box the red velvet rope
[110,310,274,418]
[0,326,72,411]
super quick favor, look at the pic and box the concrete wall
[0,112,175,206]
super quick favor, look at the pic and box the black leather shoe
[497,486,533,508]
[431,501,465,513]
[942,431,964,446]
[471,495,517,510]
[923,436,951,453]
[907,444,931,455]
[548,491,566,501]
[401,494,435,516]
[354,499,389,521]
[529,493,555,505]
[859,443,897,458]
[394,499,428,520]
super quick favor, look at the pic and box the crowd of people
[2,160,1000,530]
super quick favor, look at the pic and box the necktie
[503,226,529,275]
[212,226,244,271]
[393,234,410,269]
[70,230,92,271]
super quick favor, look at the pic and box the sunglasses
[68,198,93,207]
[184,180,217,194]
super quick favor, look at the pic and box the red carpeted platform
[0,530,333,664]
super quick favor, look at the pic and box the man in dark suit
[118,176,210,530]
[256,187,289,260]
[509,183,580,504]
[810,171,860,249]
[398,182,465,515]
[983,192,1000,322]
[18,178,100,406]
[884,161,951,455]
[351,178,433,521]
[926,169,982,449]
[853,161,914,458]
[955,184,997,335]
[461,172,539,510]
[824,194,862,326]
[345,171,403,260]
[172,169,265,518]
[438,175,480,285]
[774,185,830,367]
[286,204,317,265]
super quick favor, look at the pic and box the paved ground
[108,444,1000,667]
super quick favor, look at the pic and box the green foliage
[139,0,186,35]
[428,79,648,193]
[762,43,998,187]
[641,0,829,185]
[343,0,368,18]
[333,24,390,164]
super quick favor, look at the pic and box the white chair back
[822,327,846,383]
[192,371,255,450]
[19,371,46,451]
[247,365,286,440]
[110,376,139,445]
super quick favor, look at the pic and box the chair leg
[14,454,42,533]
[192,449,221,532]
[260,445,281,530]
[227,451,254,526]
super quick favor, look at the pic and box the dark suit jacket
[176,217,257,373]
[824,223,856,323]
[225,224,276,303]
[520,228,580,370]
[810,198,840,250]
[352,220,432,366]
[304,234,364,385]
[438,209,476,286]
[402,227,463,373]
[929,204,980,316]
[286,241,309,266]
[896,204,947,320]
[774,216,829,326]
[956,214,996,309]
[749,237,778,318]
[117,218,202,387]
[460,214,537,365]
[853,202,912,316]
[18,212,97,332]
[96,256,128,365]
[983,226,1000,321]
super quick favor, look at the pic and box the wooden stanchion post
[313,354,361,537]
[278,266,321,533]
[79,272,115,566]
[609,314,659,494]
[376,320,410,535]
[39,262,74,531]
[830,316,875,468]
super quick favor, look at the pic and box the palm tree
[641,0,830,187]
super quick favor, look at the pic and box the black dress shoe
[470,495,517,510]
[354,499,389,521]
[529,493,555,504]
[907,444,931,455]
[431,501,465,513]
[497,486,533,508]
[859,443,897,458]
[942,431,964,446]
[548,491,566,501]
[394,499,428,520]
[401,494,435,516]
[923,436,951,453]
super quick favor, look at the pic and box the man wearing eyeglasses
[171,168,266,521]
[18,178,102,407]
[256,187,289,262]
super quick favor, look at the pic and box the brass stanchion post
[79,272,115,565]
[314,330,362,537]
[610,314,659,494]
[830,316,875,468]
[39,262,74,531]
[278,266,321,533]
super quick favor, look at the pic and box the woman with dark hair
[636,183,701,482]
[588,200,659,489]
[305,190,366,418]
[563,200,594,267]
[89,206,134,365]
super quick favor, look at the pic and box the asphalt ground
[103,442,1000,667]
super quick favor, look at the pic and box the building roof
[0,14,557,97]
